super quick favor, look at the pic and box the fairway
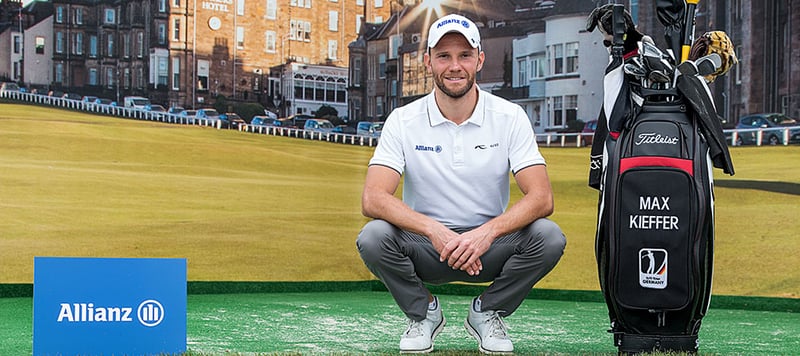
[0,103,799,298]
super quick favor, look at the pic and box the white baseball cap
[427,14,481,51]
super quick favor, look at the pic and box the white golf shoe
[399,297,446,353]
[465,298,513,354]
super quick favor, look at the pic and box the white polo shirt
[369,87,546,228]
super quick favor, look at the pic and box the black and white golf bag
[588,6,735,354]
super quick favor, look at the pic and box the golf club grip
[681,0,700,62]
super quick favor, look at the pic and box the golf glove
[586,4,644,54]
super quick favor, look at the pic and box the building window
[158,24,167,44]
[565,95,578,125]
[328,40,337,60]
[172,57,180,90]
[104,8,116,24]
[13,35,21,54]
[352,58,362,86]
[375,0,383,7]
[74,8,83,25]
[197,59,209,91]
[565,42,579,73]
[291,0,311,8]
[356,0,364,5]
[172,18,181,41]
[376,96,384,116]
[56,7,64,23]
[13,62,19,80]
[329,11,339,31]
[552,96,563,127]
[529,55,545,79]
[137,32,144,58]
[89,68,98,85]
[56,32,64,54]
[517,58,526,85]
[236,26,245,48]
[389,34,401,59]
[356,15,363,34]
[629,0,639,24]
[55,63,63,83]
[552,44,564,74]
[237,0,245,15]
[158,57,169,87]
[125,68,131,89]
[159,0,166,12]
[73,33,83,55]
[106,68,115,88]
[123,34,130,57]
[35,37,45,55]
[378,53,386,79]
[266,0,277,19]
[89,35,98,57]
[173,0,181,7]
[265,31,276,52]
[107,33,115,56]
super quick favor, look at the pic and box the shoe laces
[483,311,509,339]
[404,319,425,338]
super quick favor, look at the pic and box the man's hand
[439,229,492,276]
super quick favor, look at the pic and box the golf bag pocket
[614,163,694,311]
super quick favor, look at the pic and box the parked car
[81,96,99,103]
[94,98,117,106]
[252,116,296,128]
[734,113,800,145]
[178,109,197,124]
[195,108,221,122]
[356,121,384,137]
[146,104,167,112]
[61,93,82,100]
[0,82,20,93]
[303,118,335,138]
[581,119,598,146]
[288,114,315,129]
[333,125,357,134]
[168,106,185,114]
[123,96,151,109]
[220,113,245,129]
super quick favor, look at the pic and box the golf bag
[594,89,714,354]
[587,5,735,354]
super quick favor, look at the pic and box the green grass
[0,103,798,298]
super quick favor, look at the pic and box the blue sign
[33,257,187,355]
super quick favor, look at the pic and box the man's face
[425,33,484,99]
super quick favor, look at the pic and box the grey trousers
[356,218,566,321]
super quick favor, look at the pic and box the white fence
[2,90,798,148]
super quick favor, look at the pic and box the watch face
[208,17,221,30]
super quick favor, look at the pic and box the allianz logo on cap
[57,299,165,327]
[437,18,470,29]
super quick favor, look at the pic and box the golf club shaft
[681,0,700,62]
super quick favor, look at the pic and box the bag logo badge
[639,248,668,289]
[634,132,679,146]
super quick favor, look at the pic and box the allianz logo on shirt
[57,299,165,327]
[415,144,443,153]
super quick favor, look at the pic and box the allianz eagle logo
[634,132,679,146]
[415,144,443,153]
[57,299,165,327]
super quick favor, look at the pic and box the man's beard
[434,73,474,99]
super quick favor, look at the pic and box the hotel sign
[201,0,232,12]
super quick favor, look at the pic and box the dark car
[252,116,296,128]
[734,113,800,145]
[288,114,315,129]
[581,120,598,146]
[220,113,246,129]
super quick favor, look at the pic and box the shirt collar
[426,85,485,127]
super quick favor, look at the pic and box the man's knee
[528,219,566,260]
[356,219,396,262]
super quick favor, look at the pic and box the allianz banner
[33,257,187,355]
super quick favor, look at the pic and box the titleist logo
[635,132,679,146]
